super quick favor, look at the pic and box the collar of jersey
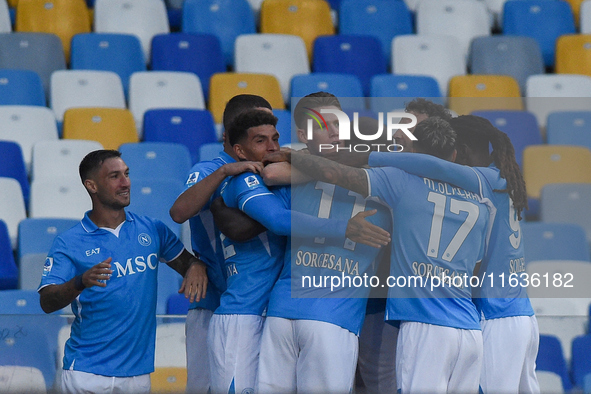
[81,210,134,233]
[218,150,236,164]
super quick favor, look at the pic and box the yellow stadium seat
[564,0,584,27]
[151,367,187,393]
[260,0,334,58]
[62,108,138,150]
[555,34,591,77]
[15,0,91,61]
[208,73,285,124]
[522,145,591,199]
[448,75,523,115]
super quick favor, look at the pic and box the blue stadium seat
[536,334,573,392]
[0,314,65,389]
[290,73,365,111]
[70,33,145,97]
[0,289,46,314]
[0,141,29,204]
[469,36,544,94]
[503,0,576,67]
[151,33,225,101]
[157,263,183,315]
[120,142,192,184]
[0,69,45,106]
[143,109,218,165]
[471,110,542,168]
[522,222,590,264]
[199,142,224,162]
[273,109,295,146]
[369,74,442,114]
[0,220,18,290]
[128,178,184,237]
[339,0,412,64]
[17,218,79,290]
[313,35,386,97]
[0,32,66,98]
[541,183,591,244]
[182,0,255,66]
[166,292,190,315]
[572,335,591,389]
[547,111,591,151]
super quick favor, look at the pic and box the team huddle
[39,92,540,394]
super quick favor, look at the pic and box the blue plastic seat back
[70,33,146,97]
[182,0,256,66]
[547,111,591,151]
[120,142,192,184]
[151,33,225,100]
[0,69,46,106]
[522,222,590,264]
[502,0,575,67]
[0,141,30,204]
[0,220,18,290]
[291,73,365,110]
[339,0,412,64]
[370,74,442,114]
[313,35,386,97]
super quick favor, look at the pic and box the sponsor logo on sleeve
[186,172,199,186]
[42,257,53,276]
[244,175,259,188]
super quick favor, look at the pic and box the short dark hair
[222,94,273,130]
[413,117,456,160]
[405,98,452,122]
[79,150,122,183]
[227,110,278,146]
[293,92,342,129]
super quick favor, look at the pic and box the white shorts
[480,315,540,394]
[357,311,398,394]
[396,321,483,394]
[257,317,358,394]
[186,308,214,394]
[61,370,150,394]
[207,314,264,394]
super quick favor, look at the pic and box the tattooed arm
[265,150,370,197]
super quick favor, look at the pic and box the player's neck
[88,207,127,229]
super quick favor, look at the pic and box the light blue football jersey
[365,167,489,330]
[218,172,288,315]
[183,151,234,312]
[39,211,185,376]
[266,181,392,335]
[369,152,533,319]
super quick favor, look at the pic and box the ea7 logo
[85,248,100,256]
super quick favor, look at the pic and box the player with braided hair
[368,114,539,393]
[450,115,528,220]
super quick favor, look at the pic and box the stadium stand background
[1,0,591,392]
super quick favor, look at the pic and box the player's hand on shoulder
[82,257,113,288]
[222,161,264,177]
[179,258,208,303]
[346,210,391,248]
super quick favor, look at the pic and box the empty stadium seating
[260,0,334,59]
[182,0,255,66]
[150,33,225,100]
[70,33,146,97]
[235,33,310,103]
[94,0,170,63]
[392,34,466,97]
[0,69,45,106]
[15,0,91,61]
[313,35,386,97]
[143,109,217,164]
[128,71,205,135]
[119,142,192,184]
[208,73,285,125]
[62,108,138,150]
